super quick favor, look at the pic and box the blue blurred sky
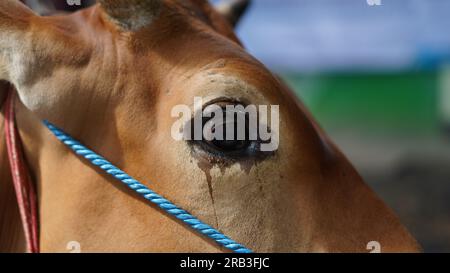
[214,0,450,72]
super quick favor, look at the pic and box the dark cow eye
[207,138,250,152]
[188,103,260,158]
[199,106,252,154]
[202,112,251,153]
[188,101,274,161]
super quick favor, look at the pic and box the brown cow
[0,0,420,252]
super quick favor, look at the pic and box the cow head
[0,0,420,252]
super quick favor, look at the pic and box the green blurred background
[285,72,439,134]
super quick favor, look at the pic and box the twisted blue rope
[43,120,252,253]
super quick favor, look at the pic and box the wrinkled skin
[0,0,420,252]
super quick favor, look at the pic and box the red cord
[3,89,39,253]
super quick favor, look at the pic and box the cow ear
[0,0,37,83]
[98,0,163,31]
[1,0,90,97]
[216,0,251,28]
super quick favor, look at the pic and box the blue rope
[43,120,252,253]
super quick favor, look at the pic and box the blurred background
[227,0,450,252]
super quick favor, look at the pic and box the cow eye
[188,103,266,158]
[201,108,251,153]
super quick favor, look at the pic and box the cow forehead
[156,56,282,107]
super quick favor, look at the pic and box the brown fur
[0,0,420,252]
